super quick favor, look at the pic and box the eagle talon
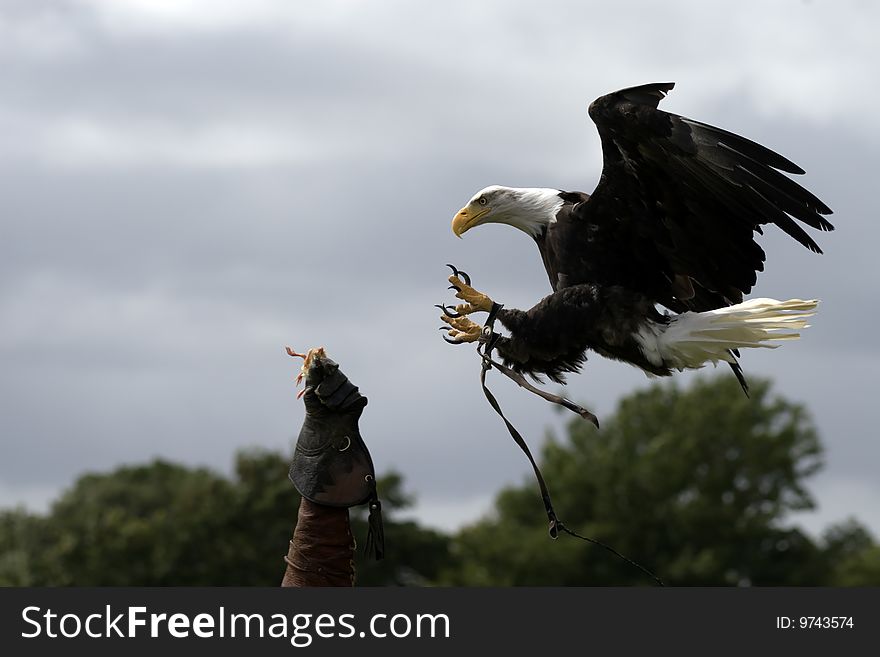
[446,276,495,315]
[440,325,465,344]
[435,303,462,318]
[445,264,471,286]
[440,314,483,344]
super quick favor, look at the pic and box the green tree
[446,376,830,585]
[0,508,48,586]
[37,459,239,585]
[0,451,450,586]
[821,520,880,586]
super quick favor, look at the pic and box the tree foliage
[444,376,876,586]
[0,451,450,586]
[2,376,878,586]
[821,519,880,586]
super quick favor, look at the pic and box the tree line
[2,376,878,586]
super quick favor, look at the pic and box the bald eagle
[441,82,833,389]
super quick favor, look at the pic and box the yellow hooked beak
[451,204,491,238]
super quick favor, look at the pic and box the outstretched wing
[566,82,833,311]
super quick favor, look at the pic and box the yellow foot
[447,275,494,315]
[440,315,482,343]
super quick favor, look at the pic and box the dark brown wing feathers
[565,82,833,311]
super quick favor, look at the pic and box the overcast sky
[2,0,878,541]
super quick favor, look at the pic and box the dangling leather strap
[477,307,664,586]
[364,477,385,560]
[482,352,600,427]
[479,354,561,537]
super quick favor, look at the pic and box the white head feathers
[466,186,563,237]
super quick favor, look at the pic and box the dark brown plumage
[448,83,832,388]
[542,82,832,312]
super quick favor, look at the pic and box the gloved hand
[287,347,384,559]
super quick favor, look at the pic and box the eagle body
[493,284,671,382]
[448,83,833,387]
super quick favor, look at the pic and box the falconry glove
[289,348,384,560]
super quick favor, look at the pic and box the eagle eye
[478,196,488,206]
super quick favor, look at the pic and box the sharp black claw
[448,284,461,292]
[445,263,471,286]
[435,304,461,318]
[438,321,465,345]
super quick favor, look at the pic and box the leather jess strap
[478,355,561,539]
[476,309,664,586]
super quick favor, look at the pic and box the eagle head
[452,186,563,238]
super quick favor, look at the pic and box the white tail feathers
[653,298,819,370]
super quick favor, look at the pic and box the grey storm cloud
[1,0,879,533]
